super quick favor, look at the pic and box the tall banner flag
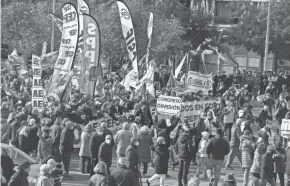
[175,53,187,78]
[145,12,153,68]
[32,55,44,111]
[73,0,91,90]
[116,0,138,79]
[79,14,101,96]
[47,3,79,96]
[50,70,74,101]
[50,13,63,33]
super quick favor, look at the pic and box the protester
[8,161,30,186]
[47,159,63,186]
[196,131,209,179]
[88,161,108,186]
[89,126,104,177]
[273,142,285,186]
[98,135,113,174]
[50,117,62,163]
[138,126,153,176]
[59,121,75,178]
[38,127,53,164]
[146,136,167,186]
[225,118,242,170]
[206,128,230,186]
[126,136,140,185]
[79,124,94,174]
[176,122,194,186]
[260,145,276,186]
[222,101,236,141]
[115,122,132,160]
[240,130,255,186]
[110,157,138,186]
[36,164,54,186]
[222,172,237,186]
[1,148,14,182]
[285,142,290,186]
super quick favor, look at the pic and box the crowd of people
[1,64,290,186]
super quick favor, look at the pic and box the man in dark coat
[59,121,75,178]
[206,128,230,186]
[135,101,153,127]
[109,157,139,186]
[156,115,180,176]
[89,127,103,177]
[285,142,290,186]
[98,135,113,174]
[260,145,276,186]
[51,118,62,163]
[1,149,14,182]
[8,161,30,186]
[126,137,140,181]
[108,97,123,121]
[100,122,115,146]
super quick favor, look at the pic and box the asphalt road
[61,101,286,186]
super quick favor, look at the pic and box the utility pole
[50,0,56,52]
[263,0,271,71]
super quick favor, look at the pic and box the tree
[226,1,290,69]
[89,0,189,62]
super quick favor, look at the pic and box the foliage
[90,0,189,59]
[226,1,290,58]
[1,1,51,54]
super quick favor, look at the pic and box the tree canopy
[226,1,290,60]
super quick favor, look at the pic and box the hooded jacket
[176,132,194,160]
[157,116,179,148]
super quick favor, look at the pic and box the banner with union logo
[47,3,79,97]
[117,0,138,79]
[79,14,101,96]
[186,71,213,93]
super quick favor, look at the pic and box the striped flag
[145,12,153,68]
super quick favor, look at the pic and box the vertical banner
[145,12,153,67]
[50,13,63,33]
[79,14,101,96]
[32,55,44,111]
[47,3,79,96]
[116,0,138,79]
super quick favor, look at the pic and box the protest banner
[79,14,101,96]
[32,55,44,111]
[117,0,138,78]
[156,95,182,115]
[277,59,290,74]
[281,119,290,139]
[47,3,79,96]
[180,100,220,125]
[186,71,213,93]
[41,51,59,68]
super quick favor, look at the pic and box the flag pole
[263,0,271,71]
[51,0,56,52]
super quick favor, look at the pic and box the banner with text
[281,119,290,139]
[186,71,213,93]
[156,95,182,115]
[47,3,79,96]
[117,0,138,78]
[32,55,44,111]
[79,14,101,96]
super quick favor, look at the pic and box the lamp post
[50,0,56,52]
[263,0,271,71]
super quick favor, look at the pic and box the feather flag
[135,60,155,98]
[117,0,138,79]
[50,70,74,101]
[77,0,90,14]
[145,12,153,68]
[175,53,187,78]
[50,13,63,33]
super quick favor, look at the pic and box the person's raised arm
[167,115,180,132]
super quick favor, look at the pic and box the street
[61,101,285,186]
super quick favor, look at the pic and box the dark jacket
[102,128,115,146]
[257,109,272,127]
[109,165,138,186]
[195,118,208,138]
[126,145,139,179]
[27,125,39,152]
[8,168,28,186]
[260,152,274,180]
[135,106,153,127]
[206,134,230,160]
[51,125,62,149]
[273,147,285,173]
[59,127,74,153]
[176,132,194,160]
[98,142,112,167]
[108,104,123,121]
[1,155,14,182]
[157,116,179,148]
[153,144,168,174]
[285,147,290,174]
[18,134,30,154]
[89,134,103,159]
